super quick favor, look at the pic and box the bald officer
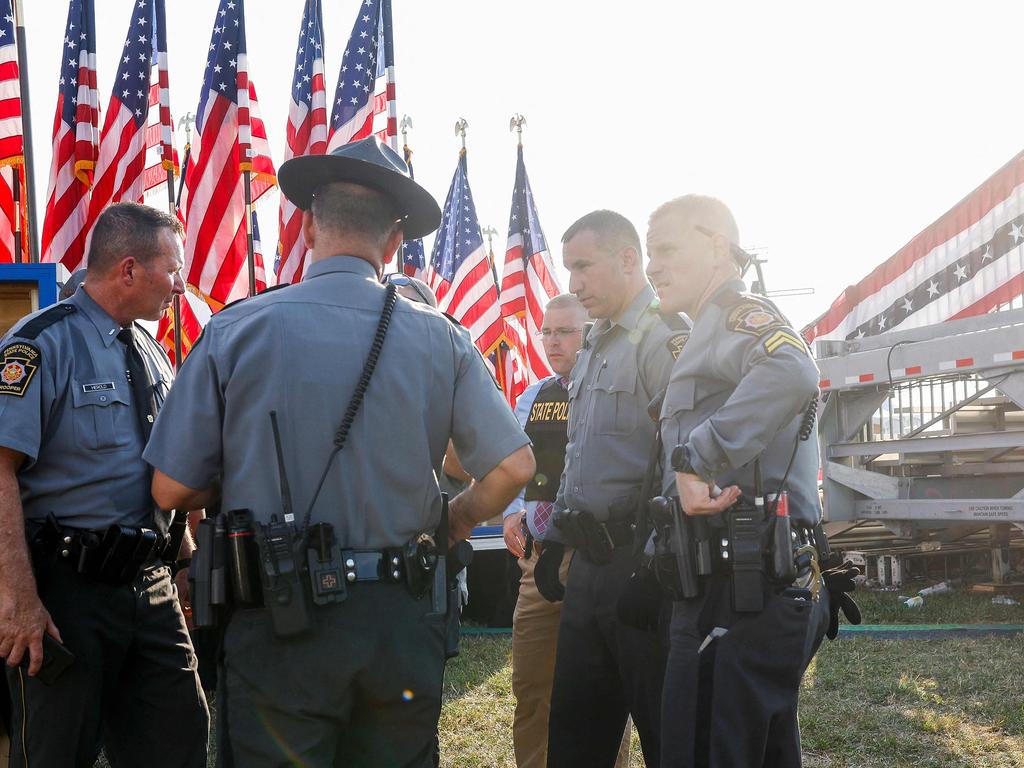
[145,137,535,768]
[0,203,208,767]
[647,195,836,767]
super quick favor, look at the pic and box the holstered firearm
[163,509,188,571]
[649,496,699,600]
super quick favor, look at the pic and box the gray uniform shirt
[547,284,686,538]
[0,288,174,529]
[143,256,530,548]
[659,279,822,526]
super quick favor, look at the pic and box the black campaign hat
[278,136,441,239]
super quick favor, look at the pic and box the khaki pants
[512,548,631,768]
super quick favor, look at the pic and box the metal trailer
[814,305,1024,585]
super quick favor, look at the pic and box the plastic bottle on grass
[901,595,924,608]
[918,581,952,597]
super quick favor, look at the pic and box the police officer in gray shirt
[145,137,535,768]
[0,203,209,767]
[646,195,833,768]
[535,210,689,768]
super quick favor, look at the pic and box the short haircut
[87,203,183,275]
[311,181,401,246]
[648,195,740,245]
[544,293,585,316]
[561,209,643,259]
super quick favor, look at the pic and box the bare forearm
[0,463,36,592]
[451,446,535,527]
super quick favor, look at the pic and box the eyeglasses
[385,273,433,306]
[535,327,583,340]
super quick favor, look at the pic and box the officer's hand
[675,472,741,516]
[0,580,62,676]
[503,512,526,558]
[535,542,566,602]
[448,500,475,548]
[173,565,192,623]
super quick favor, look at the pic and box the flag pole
[12,168,22,263]
[13,0,39,262]
[244,171,255,297]
[171,112,194,369]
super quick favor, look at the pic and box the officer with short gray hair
[646,194,856,768]
[0,202,208,767]
[145,136,535,767]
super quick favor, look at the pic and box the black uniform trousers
[220,580,447,768]
[4,559,209,768]
[547,547,667,767]
[660,575,830,768]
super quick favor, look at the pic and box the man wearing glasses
[501,295,632,768]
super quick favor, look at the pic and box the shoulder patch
[0,341,41,397]
[762,328,808,356]
[14,303,76,340]
[726,301,788,337]
[667,332,690,360]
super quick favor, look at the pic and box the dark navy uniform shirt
[0,288,173,529]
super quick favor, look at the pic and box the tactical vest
[523,378,570,502]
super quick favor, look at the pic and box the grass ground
[92,589,1024,767]
[440,634,1024,768]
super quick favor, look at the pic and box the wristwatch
[671,444,713,485]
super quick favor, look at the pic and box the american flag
[493,341,527,406]
[805,150,1024,343]
[156,289,212,367]
[430,149,504,356]
[40,0,98,272]
[276,0,326,286]
[400,142,427,278]
[500,143,561,385]
[327,0,397,152]
[0,0,26,264]
[142,0,178,203]
[180,0,275,308]
[86,0,168,227]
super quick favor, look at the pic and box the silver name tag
[82,382,115,393]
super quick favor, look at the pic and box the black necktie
[117,326,156,441]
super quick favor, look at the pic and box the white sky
[22,0,1024,327]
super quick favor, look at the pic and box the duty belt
[29,516,168,586]
[555,509,635,565]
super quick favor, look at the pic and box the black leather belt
[30,520,167,585]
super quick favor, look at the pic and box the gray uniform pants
[547,546,667,767]
[5,561,209,768]
[660,575,830,768]
[220,581,447,768]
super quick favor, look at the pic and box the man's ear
[119,256,138,285]
[301,210,316,250]
[382,226,404,266]
[711,233,732,268]
[620,245,641,275]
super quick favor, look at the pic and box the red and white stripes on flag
[277,0,327,286]
[86,0,165,231]
[500,144,561,387]
[181,0,275,308]
[805,150,1024,343]
[41,0,99,273]
[0,0,26,264]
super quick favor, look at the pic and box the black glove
[822,559,863,640]
[616,566,664,631]
[535,542,566,602]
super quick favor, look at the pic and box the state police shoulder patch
[0,341,41,397]
[667,332,689,360]
[726,301,788,337]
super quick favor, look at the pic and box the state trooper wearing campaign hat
[144,136,536,767]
